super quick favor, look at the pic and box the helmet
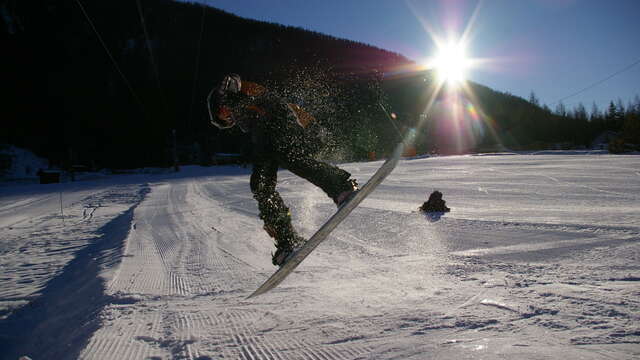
[207,74,242,129]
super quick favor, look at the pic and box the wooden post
[172,129,179,172]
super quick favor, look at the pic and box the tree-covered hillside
[2,0,637,171]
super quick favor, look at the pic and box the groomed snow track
[1,154,639,360]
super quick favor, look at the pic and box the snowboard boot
[263,212,305,267]
[334,179,359,208]
[272,233,305,266]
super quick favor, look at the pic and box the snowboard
[248,142,404,298]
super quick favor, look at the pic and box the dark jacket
[208,76,326,160]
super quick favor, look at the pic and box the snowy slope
[1,154,639,359]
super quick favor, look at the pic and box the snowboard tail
[248,142,404,298]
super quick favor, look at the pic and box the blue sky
[196,0,640,113]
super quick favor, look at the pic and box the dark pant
[250,154,352,246]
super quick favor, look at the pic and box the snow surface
[0,154,639,359]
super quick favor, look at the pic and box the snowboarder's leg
[280,155,358,205]
[250,160,303,265]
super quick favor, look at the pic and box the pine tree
[574,103,588,121]
[614,98,626,129]
[622,112,640,145]
[622,96,640,147]
[555,102,567,117]
[572,103,588,146]
[606,101,618,131]
[528,91,540,107]
[590,102,600,121]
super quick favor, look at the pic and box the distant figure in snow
[207,74,358,266]
[419,190,450,214]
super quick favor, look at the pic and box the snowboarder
[419,190,450,213]
[207,74,359,266]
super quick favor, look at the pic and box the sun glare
[406,1,505,153]
[431,41,469,85]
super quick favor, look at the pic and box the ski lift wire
[188,4,207,130]
[552,56,640,106]
[75,0,146,112]
[135,0,164,99]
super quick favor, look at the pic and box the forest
[1,0,638,171]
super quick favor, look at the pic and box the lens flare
[400,0,507,154]
[466,102,479,121]
[431,41,469,85]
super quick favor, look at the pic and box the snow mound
[0,145,48,180]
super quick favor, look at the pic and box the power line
[188,4,207,131]
[75,0,145,112]
[553,56,640,105]
[135,0,163,95]
[134,0,173,132]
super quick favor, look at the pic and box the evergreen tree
[622,111,640,145]
[621,95,640,147]
[555,102,567,117]
[605,101,622,131]
[615,98,626,129]
[571,103,589,146]
[633,95,640,115]
[528,91,540,106]
[574,103,588,121]
[590,102,601,121]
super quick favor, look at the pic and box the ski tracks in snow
[82,178,375,359]
[0,183,150,360]
[106,180,255,297]
[5,155,639,359]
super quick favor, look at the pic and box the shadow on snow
[0,187,149,360]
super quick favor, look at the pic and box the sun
[431,41,470,85]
